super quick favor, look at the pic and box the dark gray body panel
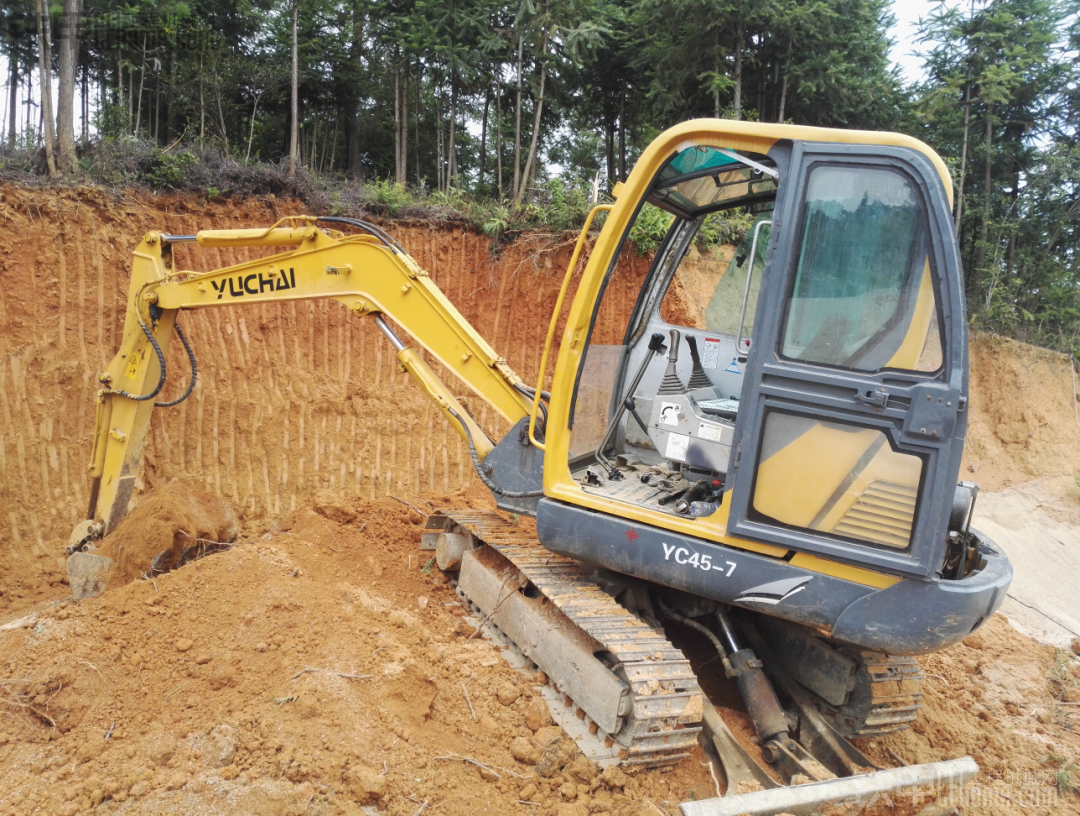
[536,498,1011,655]
[486,418,545,516]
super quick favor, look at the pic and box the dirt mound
[0,493,1077,815]
[963,332,1080,490]
[0,492,720,816]
[93,480,239,586]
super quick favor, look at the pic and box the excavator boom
[78,216,535,540]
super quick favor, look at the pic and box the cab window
[780,165,942,373]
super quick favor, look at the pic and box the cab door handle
[853,388,890,408]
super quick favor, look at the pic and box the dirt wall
[1,185,1077,579]
[0,186,649,572]
[963,332,1080,490]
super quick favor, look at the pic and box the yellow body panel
[754,424,881,528]
[788,553,900,589]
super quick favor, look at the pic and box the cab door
[726,143,966,579]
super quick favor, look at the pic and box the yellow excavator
[67,119,1009,814]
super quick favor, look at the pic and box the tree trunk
[81,57,88,142]
[7,50,17,147]
[36,0,57,176]
[134,36,146,138]
[165,45,176,145]
[213,69,229,157]
[955,74,973,239]
[288,0,299,178]
[605,119,614,186]
[512,34,523,204]
[514,30,547,208]
[400,64,408,183]
[393,68,401,181]
[478,88,490,191]
[778,38,791,122]
[495,77,503,198]
[127,58,133,124]
[344,6,364,180]
[435,92,443,191]
[713,28,721,117]
[198,52,205,146]
[54,0,81,172]
[732,19,743,119]
[973,99,992,275]
[414,72,421,186]
[618,89,626,181]
[448,74,458,187]
[246,91,263,163]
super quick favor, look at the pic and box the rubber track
[441,510,703,768]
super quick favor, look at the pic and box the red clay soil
[1,186,1079,816]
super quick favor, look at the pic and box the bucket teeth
[442,509,703,769]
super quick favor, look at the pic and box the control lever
[595,332,666,478]
[685,336,713,390]
[657,329,686,395]
[623,397,651,436]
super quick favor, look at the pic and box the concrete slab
[972,477,1080,648]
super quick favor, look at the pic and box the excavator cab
[534,123,1009,659]
[557,134,962,575]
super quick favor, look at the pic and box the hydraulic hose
[104,322,167,402]
[448,405,545,498]
[513,382,549,432]
[155,321,198,408]
[658,600,735,678]
[316,216,407,254]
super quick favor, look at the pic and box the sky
[889,0,942,83]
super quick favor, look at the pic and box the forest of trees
[0,0,1078,354]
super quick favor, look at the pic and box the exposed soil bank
[0,185,647,611]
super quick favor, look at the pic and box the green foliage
[697,210,754,251]
[480,204,511,239]
[628,203,674,254]
[146,151,198,190]
[1043,752,1078,794]
[420,557,435,574]
[364,180,416,217]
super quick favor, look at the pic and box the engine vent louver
[832,480,917,550]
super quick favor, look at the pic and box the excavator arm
[73,216,535,547]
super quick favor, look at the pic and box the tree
[35,0,56,175]
[55,0,83,172]
[288,0,299,177]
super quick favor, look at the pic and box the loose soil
[1,186,1079,815]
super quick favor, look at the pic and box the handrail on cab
[528,204,614,450]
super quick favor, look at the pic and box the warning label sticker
[698,422,725,443]
[664,433,690,461]
[702,338,721,370]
